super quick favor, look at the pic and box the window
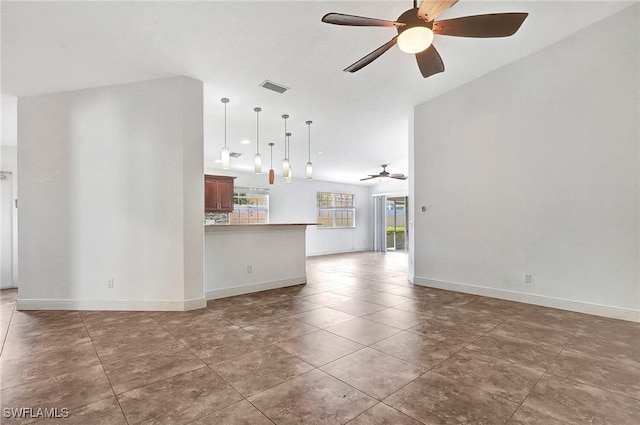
[229,187,269,224]
[317,192,355,228]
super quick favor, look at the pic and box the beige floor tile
[1,326,91,360]
[371,331,460,369]
[518,374,640,424]
[249,369,377,425]
[357,293,413,307]
[159,315,239,344]
[182,328,270,366]
[467,333,561,370]
[0,342,100,390]
[102,345,205,394]
[91,328,177,363]
[326,318,401,346]
[321,347,425,400]
[302,292,353,306]
[407,316,488,345]
[327,299,387,316]
[243,317,319,343]
[385,372,519,424]
[117,367,242,425]
[346,403,423,425]
[188,400,272,425]
[548,349,640,399]
[276,329,364,367]
[33,396,127,425]
[488,319,574,350]
[563,334,640,369]
[0,365,113,425]
[362,308,426,330]
[211,345,314,397]
[291,306,357,328]
[432,349,544,403]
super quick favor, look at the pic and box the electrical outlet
[108,278,114,288]
[524,274,532,284]
[247,265,253,274]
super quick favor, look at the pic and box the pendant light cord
[307,122,311,162]
[224,102,227,148]
[255,108,260,154]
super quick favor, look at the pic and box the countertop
[205,223,317,226]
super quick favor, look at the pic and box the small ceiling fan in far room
[321,0,529,78]
[361,165,408,181]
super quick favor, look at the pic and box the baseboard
[206,276,307,300]
[414,277,640,323]
[16,297,207,312]
[307,248,371,257]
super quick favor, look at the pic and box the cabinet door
[217,179,235,212]
[204,178,219,212]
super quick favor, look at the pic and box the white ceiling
[1,0,634,184]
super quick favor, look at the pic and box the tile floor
[1,252,639,424]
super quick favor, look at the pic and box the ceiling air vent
[229,152,242,158]
[260,80,289,94]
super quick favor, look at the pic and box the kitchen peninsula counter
[204,223,317,299]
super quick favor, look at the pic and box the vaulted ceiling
[1,1,633,184]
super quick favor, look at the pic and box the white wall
[0,146,18,287]
[412,6,639,321]
[18,77,205,310]
[204,166,372,256]
[205,225,307,299]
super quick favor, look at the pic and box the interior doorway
[373,195,409,253]
[1,172,14,288]
[386,196,408,251]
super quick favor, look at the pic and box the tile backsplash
[205,212,230,225]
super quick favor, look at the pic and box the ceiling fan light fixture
[397,26,433,54]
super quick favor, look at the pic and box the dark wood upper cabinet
[204,175,236,212]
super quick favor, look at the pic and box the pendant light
[254,107,262,174]
[268,143,275,185]
[220,98,230,170]
[281,114,290,177]
[285,132,292,184]
[306,120,313,180]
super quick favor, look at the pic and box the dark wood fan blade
[322,13,403,27]
[344,36,398,73]
[415,44,444,78]
[390,175,408,180]
[418,0,459,22]
[360,176,376,181]
[433,13,528,37]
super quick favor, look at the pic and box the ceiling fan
[322,0,528,78]
[361,165,408,181]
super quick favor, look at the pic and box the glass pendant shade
[286,166,292,183]
[397,26,434,54]
[305,120,313,181]
[254,153,262,174]
[282,158,290,177]
[221,147,230,170]
[306,162,313,180]
[268,142,275,185]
